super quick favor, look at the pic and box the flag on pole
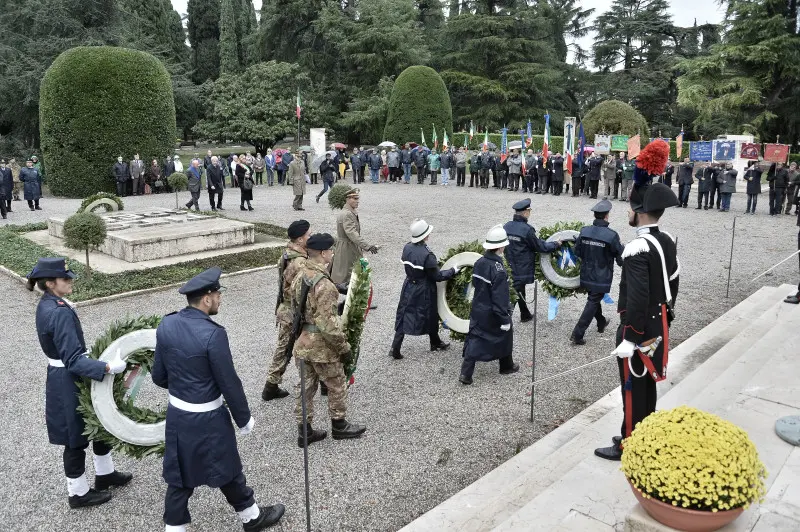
[676,126,684,159]
[526,119,533,148]
[421,128,426,146]
[443,130,449,150]
[469,121,474,140]
[542,112,550,166]
[520,129,527,174]
[564,118,576,175]
[464,133,468,148]
[576,122,586,175]
[500,126,508,163]
[483,129,489,151]
[296,89,301,119]
[432,124,438,150]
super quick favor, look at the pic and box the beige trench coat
[287,159,306,195]
[331,204,374,284]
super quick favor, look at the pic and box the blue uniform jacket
[36,292,107,448]
[574,220,624,294]
[0,167,12,197]
[19,167,42,200]
[463,252,513,362]
[152,307,251,489]
[504,215,559,285]
[394,242,455,336]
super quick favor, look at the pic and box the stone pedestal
[48,209,255,263]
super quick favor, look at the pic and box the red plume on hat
[634,139,670,183]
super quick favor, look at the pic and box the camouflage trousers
[294,359,347,424]
[266,322,292,385]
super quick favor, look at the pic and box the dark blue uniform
[152,306,256,526]
[461,252,515,378]
[570,219,624,342]
[392,242,455,354]
[504,213,559,320]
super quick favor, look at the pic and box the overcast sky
[170,0,725,65]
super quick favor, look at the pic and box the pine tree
[125,0,188,66]
[219,0,240,73]
[187,0,221,82]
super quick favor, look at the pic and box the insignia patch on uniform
[495,262,504,271]
[622,238,649,259]
[57,300,65,306]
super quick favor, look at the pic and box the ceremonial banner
[564,117,576,173]
[627,135,641,159]
[309,128,326,160]
[739,143,760,160]
[443,130,449,150]
[594,135,611,155]
[713,140,736,161]
[763,143,790,163]
[526,120,533,148]
[611,135,629,152]
[469,121,474,140]
[676,128,684,159]
[689,141,713,161]
[520,130,527,173]
[296,89,302,119]
[575,122,586,175]
[542,113,551,159]
[500,126,508,163]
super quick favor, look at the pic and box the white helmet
[483,224,509,250]
[410,219,433,243]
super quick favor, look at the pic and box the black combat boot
[297,423,327,447]
[331,418,366,440]
[430,339,450,351]
[261,382,289,401]
[69,489,113,509]
[242,504,286,531]
[597,317,609,334]
[94,471,132,491]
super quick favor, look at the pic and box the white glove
[452,267,461,275]
[612,340,636,359]
[500,323,511,332]
[107,350,127,374]
[239,417,255,435]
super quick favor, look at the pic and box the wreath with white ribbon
[76,315,166,459]
[341,258,373,382]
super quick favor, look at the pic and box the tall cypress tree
[125,0,188,66]
[219,0,240,73]
[188,0,221,82]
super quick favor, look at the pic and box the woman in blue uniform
[28,258,131,508]
[460,225,520,385]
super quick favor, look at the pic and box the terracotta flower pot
[628,480,744,532]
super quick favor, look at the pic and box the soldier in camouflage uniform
[291,233,367,446]
[262,220,311,401]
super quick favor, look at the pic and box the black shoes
[68,489,112,509]
[248,205,254,211]
[612,435,622,446]
[785,293,800,305]
[570,335,586,346]
[243,504,286,531]
[520,312,533,323]
[499,363,520,375]
[459,374,473,385]
[430,341,450,352]
[331,419,366,440]
[261,382,289,401]
[316,196,320,203]
[597,317,609,334]
[94,471,132,491]
[320,382,328,396]
[241,205,247,210]
[297,423,327,448]
[389,349,403,360]
[594,442,623,461]
[218,207,225,210]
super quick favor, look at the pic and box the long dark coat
[394,242,455,335]
[152,307,252,489]
[0,167,12,198]
[19,167,42,200]
[463,252,513,362]
[36,293,107,448]
[745,167,763,195]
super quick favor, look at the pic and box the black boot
[570,335,586,346]
[331,418,366,440]
[499,363,520,375]
[430,340,450,351]
[69,489,112,509]
[297,423,327,447]
[320,381,328,396]
[594,441,623,461]
[240,204,246,211]
[597,317,609,333]
[94,471,132,491]
[261,382,289,401]
[242,504,286,531]
[389,347,403,360]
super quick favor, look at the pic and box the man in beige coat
[287,149,306,210]
[331,188,379,285]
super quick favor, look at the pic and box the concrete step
[491,293,800,531]
[399,286,788,532]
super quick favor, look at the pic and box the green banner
[610,135,629,152]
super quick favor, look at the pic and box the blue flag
[558,247,576,270]
[548,296,560,321]
[577,122,586,169]
[603,293,614,304]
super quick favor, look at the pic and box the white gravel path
[1,182,797,531]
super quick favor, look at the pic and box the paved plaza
[1,182,797,531]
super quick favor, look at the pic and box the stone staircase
[400,285,800,532]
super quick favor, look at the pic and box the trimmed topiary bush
[167,171,188,209]
[63,212,107,280]
[40,46,176,198]
[583,100,649,144]
[383,66,452,146]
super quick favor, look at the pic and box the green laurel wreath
[76,315,166,459]
[342,258,371,378]
[438,241,518,341]
[77,192,124,213]
[534,221,586,300]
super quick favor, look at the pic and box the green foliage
[342,258,372,378]
[124,0,188,66]
[63,213,107,250]
[219,0,240,73]
[384,66,452,145]
[583,100,650,142]
[76,315,166,459]
[4,222,48,233]
[78,192,124,213]
[39,46,176,198]
[533,221,586,301]
[187,0,221,82]
[328,183,353,210]
[194,61,327,155]
[167,172,188,191]
[0,226,284,301]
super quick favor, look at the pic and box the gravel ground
[1,182,797,531]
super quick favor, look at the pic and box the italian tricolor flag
[432,125,438,150]
[542,113,550,166]
[442,130,449,150]
[483,129,489,151]
[296,89,301,119]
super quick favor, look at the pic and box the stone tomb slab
[47,208,255,263]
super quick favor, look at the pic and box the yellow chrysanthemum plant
[621,406,767,512]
